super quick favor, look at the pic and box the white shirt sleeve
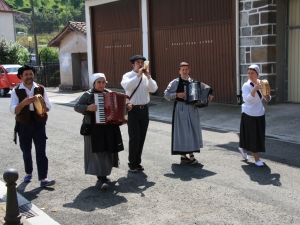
[10,88,19,114]
[120,72,141,92]
[147,77,158,93]
[43,89,51,111]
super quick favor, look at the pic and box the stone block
[249,13,259,25]
[262,63,276,73]
[251,46,276,62]
[239,2,243,11]
[245,2,252,10]
[240,47,246,64]
[253,0,269,8]
[240,12,248,26]
[249,9,258,13]
[241,27,251,36]
[261,12,276,24]
[240,64,252,75]
[262,36,276,45]
[252,25,272,35]
[240,37,261,46]
[258,6,276,11]
[246,53,250,63]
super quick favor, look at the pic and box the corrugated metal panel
[91,0,142,88]
[288,0,300,102]
[150,0,232,27]
[93,30,142,88]
[91,0,140,32]
[150,0,236,103]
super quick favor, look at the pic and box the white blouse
[242,79,271,116]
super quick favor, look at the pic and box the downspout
[141,0,148,59]
[236,0,241,104]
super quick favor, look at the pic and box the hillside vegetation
[4,0,85,34]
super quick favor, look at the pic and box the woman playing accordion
[74,73,132,189]
[164,62,213,164]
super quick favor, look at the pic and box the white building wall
[0,12,15,42]
[59,32,87,86]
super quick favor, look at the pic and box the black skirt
[90,123,124,153]
[239,112,266,153]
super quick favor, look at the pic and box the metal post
[3,169,22,225]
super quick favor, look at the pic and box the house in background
[0,0,15,42]
[84,0,300,104]
[48,21,88,90]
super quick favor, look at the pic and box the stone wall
[239,0,276,103]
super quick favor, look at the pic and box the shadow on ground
[164,163,217,181]
[63,172,155,211]
[241,163,282,186]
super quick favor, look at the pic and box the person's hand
[176,92,186,99]
[144,69,151,79]
[127,102,133,112]
[22,95,37,106]
[263,94,270,101]
[86,104,97,112]
[137,67,144,77]
[255,80,263,91]
[209,95,214,102]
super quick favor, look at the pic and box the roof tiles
[0,0,14,13]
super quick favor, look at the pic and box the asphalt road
[1,96,300,225]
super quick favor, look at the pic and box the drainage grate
[19,204,37,219]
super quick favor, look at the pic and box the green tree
[34,8,60,33]
[39,46,59,62]
[0,38,30,65]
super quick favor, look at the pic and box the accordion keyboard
[94,93,105,123]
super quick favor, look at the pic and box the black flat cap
[130,55,146,63]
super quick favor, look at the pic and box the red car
[0,64,22,97]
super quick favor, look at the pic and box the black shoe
[190,158,198,164]
[137,165,144,171]
[128,164,137,173]
[180,157,191,163]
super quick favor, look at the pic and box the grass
[16,33,58,48]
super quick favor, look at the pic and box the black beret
[130,55,146,63]
[17,65,35,79]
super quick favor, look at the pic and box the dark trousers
[18,118,48,180]
[127,105,149,167]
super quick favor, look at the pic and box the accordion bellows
[185,82,212,108]
[94,92,129,125]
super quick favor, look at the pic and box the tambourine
[260,79,270,96]
[33,94,47,116]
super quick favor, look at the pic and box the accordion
[185,81,213,108]
[94,92,129,125]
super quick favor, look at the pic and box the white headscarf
[91,73,107,84]
[248,64,260,77]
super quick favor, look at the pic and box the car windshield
[6,67,20,73]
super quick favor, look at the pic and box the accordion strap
[129,77,142,100]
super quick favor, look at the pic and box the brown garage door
[150,0,236,104]
[91,0,142,88]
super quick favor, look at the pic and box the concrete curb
[0,180,60,225]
